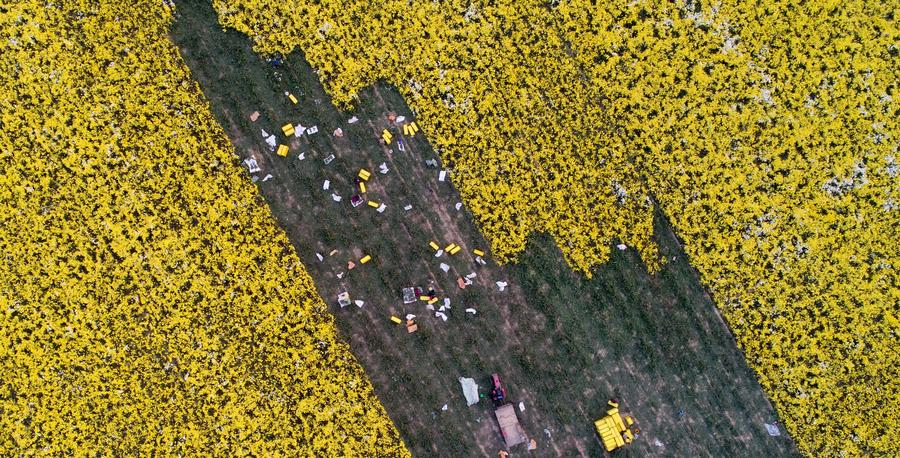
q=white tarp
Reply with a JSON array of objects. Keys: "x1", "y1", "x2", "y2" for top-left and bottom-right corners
[
  {"x1": 764, "y1": 423, "x2": 781, "y2": 436},
  {"x1": 459, "y1": 377, "x2": 479, "y2": 406},
  {"x1": 243, "y1": 157, "x2": 261, "y2": 174},
  {"x1": 265, "y1": 134, "x2": 277, "y2": 148}
]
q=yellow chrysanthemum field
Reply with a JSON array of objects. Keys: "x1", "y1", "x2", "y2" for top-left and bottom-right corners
[
  {"x1": 211, "y1": 0, "x2": 898, "y2": 455},
  {"x1": 0, "y1": 1, "x2": 406, "y2": 455},
  {"x1": 0, "y1": 0, "x2": 895, "y2": 455}
]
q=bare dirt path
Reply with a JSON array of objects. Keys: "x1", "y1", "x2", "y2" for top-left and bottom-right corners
[{"x1": 170, "y1": 2, "x2": 799, "y2": 456}]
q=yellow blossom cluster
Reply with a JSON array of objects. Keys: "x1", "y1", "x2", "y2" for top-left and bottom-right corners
[
  {"x1": 213, "y1": 0, "x2": 898, "y2": 455},
  {"x1": 0, "y1": 1, "x2": 407, "y2": 455},
  {"x1": 555, "y1": 1, "x2": 899, "y2": 455}
]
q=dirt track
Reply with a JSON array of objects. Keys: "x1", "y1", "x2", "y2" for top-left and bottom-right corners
[{"x1": 170, "y1": 2, "x2": 799, "y2": 456}]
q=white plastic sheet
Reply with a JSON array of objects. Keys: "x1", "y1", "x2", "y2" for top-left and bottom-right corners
[{"x1": 459, "y1": 377, "x2": 480, "y2": 406}]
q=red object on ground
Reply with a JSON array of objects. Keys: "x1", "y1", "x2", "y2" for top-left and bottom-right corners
[{"x1": 491, "y1": 373, "x2": 506, "y2": 404}]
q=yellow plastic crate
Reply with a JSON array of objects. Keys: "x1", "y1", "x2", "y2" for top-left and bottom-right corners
[
  {"x1": 276, "y1": 144, "x2": 289, "y2": 157},
  {"x1": 282, "y1": 123, "x2": 295, "y2": 136},
  {"x1": 601, "y1": 437, "x2": 617, "y2": 452}
]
